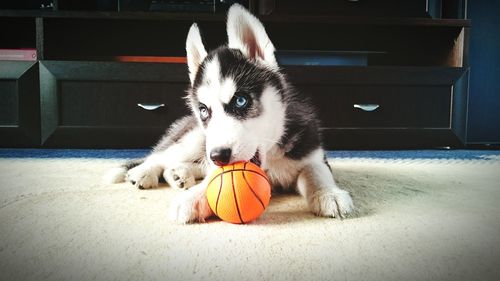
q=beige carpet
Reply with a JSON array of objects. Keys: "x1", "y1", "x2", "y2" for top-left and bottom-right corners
[{"x1": 0, "y1": 157, "x2": 499, "y2": 281}]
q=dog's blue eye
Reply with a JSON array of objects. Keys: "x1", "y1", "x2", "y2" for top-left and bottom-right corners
[
  {"x1": 234, "y1": 95, "x2": 248, "y2": 108},
  {"x1": 199, "y1": 104, "x2": 209, "y2": 120}
]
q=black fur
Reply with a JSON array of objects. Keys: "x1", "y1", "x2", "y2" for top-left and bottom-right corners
[
  {"x1": 123, "y1": 158, "x2": 145, "y2": 171},
  {"x1": 191, "y1": 47, "x2": 283, "y2": 121},
  {"x1": 189, "y1": 46, "x2": 322, "y2": 161},
  {"x1": 223, "y1": 93, "x2": 255, "y2": 120},
  {"x1": 279, "y1": 86, "x2": 322, "y2": 160},
  {"x1": 122, "y1": 115, "x2": 204, "y2": 174}
]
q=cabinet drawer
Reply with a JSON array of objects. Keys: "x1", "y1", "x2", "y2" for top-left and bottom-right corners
[
  {"x1": 285, "y1": 66, "x2": 469, "y2": 149},
  {"x1": 0, "y1": 61, "x2": 40, "y2": 147},
  {"x1": 40, "y1": 61, "x2": 190, "y2": 148},
  {"x1": 308, "y1": 85, "x2": 451, "y2": 129},
  {"x1": 59, "y1": 81, "x2": 187, "y2": 128},
  {"x1": 262, "y1": 0, "x2": 430, "y2": 18}
]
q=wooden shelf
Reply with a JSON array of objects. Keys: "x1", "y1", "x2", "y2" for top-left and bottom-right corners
[
  {"x1": 262, "y1": 15, "x2": 470, "y2": 27},
  {"x1": 0, "y1": 7, "x2": 471, "y2": 149},
  {"x1": 0, "y1": 10, "x2": 227, "y2": 21},
  {"x1": 0, "y1": 9, "x2": 470, "y2": 27}
]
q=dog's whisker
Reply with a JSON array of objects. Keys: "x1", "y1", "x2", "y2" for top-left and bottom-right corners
[{"x1": 258, "y1": 138, "x2": 283, "y2": 146}]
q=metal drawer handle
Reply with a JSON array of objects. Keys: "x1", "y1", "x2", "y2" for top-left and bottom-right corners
[
  {"x1": 137, "y1": 103, "x2": 165, "y2": 111},
  {"x1": 354, "y1": 104, "x2": 380, "y2": 112}
]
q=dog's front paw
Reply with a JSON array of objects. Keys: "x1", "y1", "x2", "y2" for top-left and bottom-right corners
[
  {"x1": 308, "y1": 189, "x2": 354, "y2": 219},
  {"x1": 168, "y1": 187, "x2": 213, "y2": 224},
  {"x1": 163, "y1": 165, "x2": 196, "y2": 190},
  {"x1": 126, "y1": 164, "x2": 160, "y2": 189}
]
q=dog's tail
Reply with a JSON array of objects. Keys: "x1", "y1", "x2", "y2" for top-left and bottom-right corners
[{"x1": 103, "y1": 158, "x2": 144, "y2": 184}]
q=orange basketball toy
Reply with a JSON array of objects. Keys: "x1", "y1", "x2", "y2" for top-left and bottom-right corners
[{"x1": 206, "y1": 161, "x2": 271, "y2": 224}]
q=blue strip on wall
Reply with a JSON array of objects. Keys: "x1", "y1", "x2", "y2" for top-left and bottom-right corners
[{"x1": 0, "y1": 148, "x2": 499, "y2": 160}]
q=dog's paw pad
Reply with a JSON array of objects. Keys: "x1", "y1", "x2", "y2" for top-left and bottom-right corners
[
  {"x1": 168, "y1": 185, "x2": 213, "y2": 224},
  {"x1": 126, "y1": 165, "x2": 159, "y2": 189},
  {"x1": 309, "y1": 189, "x2": 354, "y2": 219},
  {"x1": 169, "y1": 200, "x2": 195, "y2": 224},
  {"x1": 164, "y1": 167, "x2": 196, "y2": 190}
]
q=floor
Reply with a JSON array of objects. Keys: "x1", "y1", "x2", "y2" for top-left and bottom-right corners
[{"x1": 0, "y1": 149, "x2": 499, "y2": 281}]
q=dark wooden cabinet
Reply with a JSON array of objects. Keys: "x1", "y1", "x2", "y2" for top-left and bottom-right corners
[
  {"x1": 257, "y1": 0, "x2": 467, "y2": 19},
  {"x1": 286, "y1": 66, "x2": 468, "y2": 148},
  {"x1": 0, "y1": 9, "x2": 472, "y2": 149},
  {"x1": 0, "y1": 61, "x2": 40, "y2": 146},
  {"x1": 258, "y1": 0, "x2": 445, "y2": 18},
  {"x1": 39, "y1": 61, "x2": 189, "y2": 147}
]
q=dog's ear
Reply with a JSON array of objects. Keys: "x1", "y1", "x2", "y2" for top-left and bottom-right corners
[
  {"x1": 227, "y1": 4, "x2": 277, "y2": 68},
  {"x1": 186, "y1": 23, "x2": 208, "y2": 85}
]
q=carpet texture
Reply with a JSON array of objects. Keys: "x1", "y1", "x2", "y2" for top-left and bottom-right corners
[{"x1": 0, "y1": 152, "x2": 500, "y2": 281}]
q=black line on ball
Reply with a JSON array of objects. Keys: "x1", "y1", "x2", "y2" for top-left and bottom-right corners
[
  {"x1": 242, "y1": 162, "x2": 266, "y2": 210},
  {"x1": 231, "y1": 164, "x2": 244, "y2": 224},
  {"x1": 207, "y1": 169, "x2": 270, "y2": 187},
  {"x1": 215, "y1": 168, "x2": 224, "y2": 215}
]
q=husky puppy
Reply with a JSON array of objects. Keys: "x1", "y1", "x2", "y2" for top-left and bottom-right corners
[{"x1": 107, "y1": 4, "x2": 354, "y2": 223}]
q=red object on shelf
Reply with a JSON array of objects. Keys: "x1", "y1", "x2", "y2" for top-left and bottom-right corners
[
  {"x1": 0, "y1": 49, "x2": 37, "y2": 61},
  {"x1": 115, "y1": 56, "x2": 187, "y2": 63}
]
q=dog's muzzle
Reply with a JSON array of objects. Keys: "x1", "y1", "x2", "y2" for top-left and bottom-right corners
[
  {"x1": 210, "y1": 148, "x2": 261, "y2": 167},
  {"x1": 210, "y1": 147, "x2": 232, "y2": 166}
]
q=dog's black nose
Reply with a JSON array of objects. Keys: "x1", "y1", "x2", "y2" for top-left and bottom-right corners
[{"x1": 210, "y1": 148, "x2": 232, "y2": 166}]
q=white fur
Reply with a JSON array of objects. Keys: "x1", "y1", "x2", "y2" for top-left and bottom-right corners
[
  {"x1": 205, "y1": 112, "x2": 249, "y2": 162},
  {"x1": 103, "y1": 167, "x2": 127, "y2": 184},
  {"x1": 197, "y1": 58, "x2": 237, "y2": 104},
  {"x1": 163, "y1": 164, "x2": 197, "y2": 190},
  {"x1": 264, "y1": 146, "x2": 307, "y2": 189},
  {"x1": 126, "y1": 160, "x2": 161, "y2": 189},
  {"x1": 126, "y1": 127, "x2": 206, "y2": 190},
  {"x1": 168, "y1": 175, "x2": 214, "y2": 223},
  {"x1": 227, "y1": 4, "x2": 278, "y2": 69},
  {"x1": 219, "y1": 79, "x2": 238, "y2": 104},
  {"x1": 248, "y1": 86, "x2": 286, "y2": 162},
  {"x1": 196, "y1": 60, "x2": 235, "y2": 106},
  {"x1": 186, "y1": 23, "x2": 208, "y2": 85},
  {"x1": 202, "y1": 83, "x2": 285, "y2": 167},
  {"x1": 264, "y1": 148, "x2": 354, "y2": 218},
  {"x1": 296, "y1": 149, "x2": 354, "y2": 218}
]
